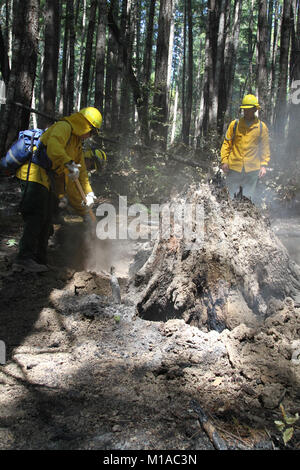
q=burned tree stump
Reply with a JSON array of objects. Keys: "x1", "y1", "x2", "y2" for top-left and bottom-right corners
[{"x1": 130, "y1": 183, "x2": 300, "y2": 331}]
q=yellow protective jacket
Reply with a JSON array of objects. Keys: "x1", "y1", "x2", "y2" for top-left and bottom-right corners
[
  {"x1": 16, "y1": 112, "x2": 93, "y2": 196},
  {"x1": 220, "y1": 117, "x2": 270, "y2": 172},
  {"x1": 55, "y1": 174, "x2": 89, "y2": 216}
]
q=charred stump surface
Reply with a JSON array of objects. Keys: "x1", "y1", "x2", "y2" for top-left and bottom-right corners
[{"x1": 130, "y1": 183, "x2": 300, "y2": 332}]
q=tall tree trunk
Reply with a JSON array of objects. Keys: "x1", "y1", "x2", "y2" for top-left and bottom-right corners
[
  {"x1": 247, "y1": 0, "x2": 255, "y2": 93},
  {"x1": 120, "y1": 0, "x2": 134, "y2": 135},
  {"x1": 75, "y1": 0, "x2": 87, "y2": 110},
  {"x1": 37, "y1": 48, "x2": 44, "y2": 125},
  {"x1": 103, "y1": 39, "x2": 113, "y2": 129},
  {"x1": 257, "y1": 0, "x2": 269, "y2": 121},
  {"x1": 152, "y1": 0, "x2": 174, "y2": 150},
  {"x1": 5, "y1": 0, "x2": 13, "y2": 69},
  {"x1": 104, "y1": 0, "x2": 118, "y2": 130},
  {"x1": 40, "y1": 0, "x2": 60, "y2": 128},
  {"x1": 267, "y1": 0, "x2": 274, "y2": 51},
  {"x1": 215, "y1": 0, "x2": 229, "y2": 134},
  {"x1": 211, "y1": 0, "x2": 226, "y2": 130},
  {"x1": 142, "y1": 0, "x2": 156, "y2": 101},
  {"x1": 135, "y1": 0, "x2": 142, "y2": 83},
  {"x1": 182, "y1": 0, "x2": 193, "y2": 145},
  {"x1": 141, "y1": 0, "x2": 156, "y2": 144},
  {"x1": 59, "y1": 0, "x2": 69, "y2": 115},
  {"x1": 0, "y1": 22, "x2": 10, "y2": 85},
  {"x1": 170, "y1": 85, "x2": 178, "y2": 144},
  {"x1": 0, "y1": 0, "x2": 40, "y2": 155},
  {"x1": 67, "y1": 0, "x2": 75, "y2": 114},
  {"x1": 274, "y1": 0, "x2": 292, "y2": 139},
  {"x1": 31, "y1": 86, "x2": 37, "y2": 128},
  {"x1": 181, "y1": 3, "x2": 187, "y2": 141},
  {"x1": 224, "y1": 0, "x2": 241, "y2": 121},
  {"x1": 107, "y1": 6, "x2": 149, "y2": 144},
  {"x1": 95, "y1": 0, "x2": 106, "y2": 112},
  {"x1": 80, "y1": 0, "x2": 97, "y2": 109},
  {"x1": 198, "y1": 28, "x2": 210, "y2": 138},
  {"x1": 205, "y1": 0, "x2": 219, "y2": 132},
  {"x1": 193, "y1": 37, "x2": 204, "y2": 147},
  {"x1": 270, "y1": 0, "x2": 280, "y2": 123}
]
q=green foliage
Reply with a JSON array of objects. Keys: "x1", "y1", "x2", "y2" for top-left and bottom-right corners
[
  {"x1": 5, "y1": 239, "x2": 17, "y2": 247},
  {"x1": 275, "y1": 404, "x2": 299, "y2": 446}
]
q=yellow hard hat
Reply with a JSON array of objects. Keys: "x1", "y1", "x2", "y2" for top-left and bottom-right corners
[
  {"x1": 84, "y1": 148, "x2": 107, "y2": 173},
  {"x1": 240, "y1": 94, "x2": 261, "y2": 109},
  {"x1": 84, "y1": 149, "x2": 107, "y2": 161},
  {"x1": 79, "y1": 107, "x2": 103, "y2": 129}
]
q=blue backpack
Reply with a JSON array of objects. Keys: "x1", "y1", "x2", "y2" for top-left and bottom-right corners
[{"x1": 0, "y1": 128, "x2": 52, "y2": 173}]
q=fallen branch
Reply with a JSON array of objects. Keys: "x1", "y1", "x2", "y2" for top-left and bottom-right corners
[
  {"x1": 190, "y1": 399, "x2": 228, "y2": 450},
  {"x1": 8, "y1": 101, "x2": 58, "y2": 122}
]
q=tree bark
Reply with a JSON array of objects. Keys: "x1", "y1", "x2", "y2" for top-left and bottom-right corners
[
  {"x1": 181, "y1": 2, "x2": 187, "y2": 141},
  {"x1": 59, "y1": 0, "x2": 69, "y2": 115},
  {"x1": 170, "y1": 85, "x2": 178, "y2": 144},
  {"x1": 211, "y1": 0, "x2": 226, "y2": 131},
  {"x1": 80, "y1": 0, "x2": 97, "y2": 109},
  {"x1": 142, "y1": 0, "x2": 156, "y2": 97},
  {"x1": 95, "y1": 0, "x2": 106, "y2": 112},
  {"x1": 186, "y1": 0, "x2": 193, "y2": 144},
  {"x1": 75, "y1": 0, "x2": 87, "y2": 110},
  {"x1": 0, "y1": 22, "x2": 10, "y2": 85},
  {"x1": 202, "y1": 0, "x2": 219, "y2": 133},
  {"x1": 0, "y1": 0, "x2": 40, "y2": 155},
  {"x1": 193, "y1": 37, "x2": 205, "y2": 147},
  {"x1": 247, "y1": 0, "x2": 255, "y2": 94},
  {"x1": 107, "y1": 6, "x2": 149, "y2": 144},
  {"x1": 257, "y1": 0, "x2": 269, "y2": 121},
  {"x1": 197, "y1": 29, "x2": 210, "y2": 139},
  {"x1": 274, "y1": 0, "x2": 292, "y2": 139},
  {"x1": 216, "y1": 0, "x2": 229, "y2": 134},
  {"x1": 152, "y1": 0, "x2": 174, "y2": 150},
  {"x1": 119, "y1": 0, "x2": 134, "y2": 135},
  {"x1": 270, "y1": 0, "x2": 280, "y2": 123},
  {"x1": 104, "y1": 0, "x2": 118, "y2": 129},
  {"x1": 181, "y1": 0, "x2": 193, "y2": 145},
  {"x1": 141, "y1": 0, "x2": 156, "y2": 144},
  {"x1": 224, "y1": 0, "x2": 241, "y2": 121},
  {"x1": 67, "y1": 0, "x2": 75, "y2": 114},
  {"x1": 40, "y1": 0, "x2": 60, "y2": 128}
]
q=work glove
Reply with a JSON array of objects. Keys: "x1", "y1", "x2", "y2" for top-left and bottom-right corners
[
  {"x1": 58, "y1": 196, "x2": 69, "y2": 209},
  {"x1": 85, "y1": 192, "x2": 97, "y2": 207},
  {"x1": 66, "y1": 161, "x2": 81, "y2": 181}
]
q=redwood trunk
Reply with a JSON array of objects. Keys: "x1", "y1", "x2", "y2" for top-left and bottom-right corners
[
  {"x1": 40, "y1": 0, "x2": 60, "y2": 128},
  {"x1": 152, "y1": 0, "x2": 174, "y2": 150},
  {"x1": 0, "y1": 0, "x2": 40, "y2": 155}
]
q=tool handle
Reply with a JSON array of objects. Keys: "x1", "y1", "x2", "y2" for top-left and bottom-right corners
[{"x1": 74, "y1": 179, "x2": 96, "y2": 222}]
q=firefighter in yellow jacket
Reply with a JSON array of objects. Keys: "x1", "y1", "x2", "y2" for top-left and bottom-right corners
[
  {"x1": 220, "y1": 94, "x2": 270, "y2": 201},
  {"x1": 15, "y1": 107, "x2": 102, "y2": 272},
  {"x1": 57, "y1": 148, "x2": 107, "y2": 218}
]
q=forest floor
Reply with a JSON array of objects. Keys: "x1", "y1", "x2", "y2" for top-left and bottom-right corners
[{"x1": 1, "y1": 171, "x2": 300, "y2": 453}]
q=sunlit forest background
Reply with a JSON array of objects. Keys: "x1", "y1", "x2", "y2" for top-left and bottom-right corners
[{"x1": 0, "y1": 0, "x2": 299, "y2": 171}]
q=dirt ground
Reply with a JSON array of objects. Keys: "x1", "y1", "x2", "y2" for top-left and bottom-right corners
[{"x1": 1, "y1": 176, "x2": 300, "y2": 451}]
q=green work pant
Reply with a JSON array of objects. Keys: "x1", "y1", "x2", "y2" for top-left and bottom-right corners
[
  {"x1": 226, "y1": 169, "x2": 259, "y2": 202},
  {"x1": 17, "y1": 180, "x2": 54, "y2": 264}
]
